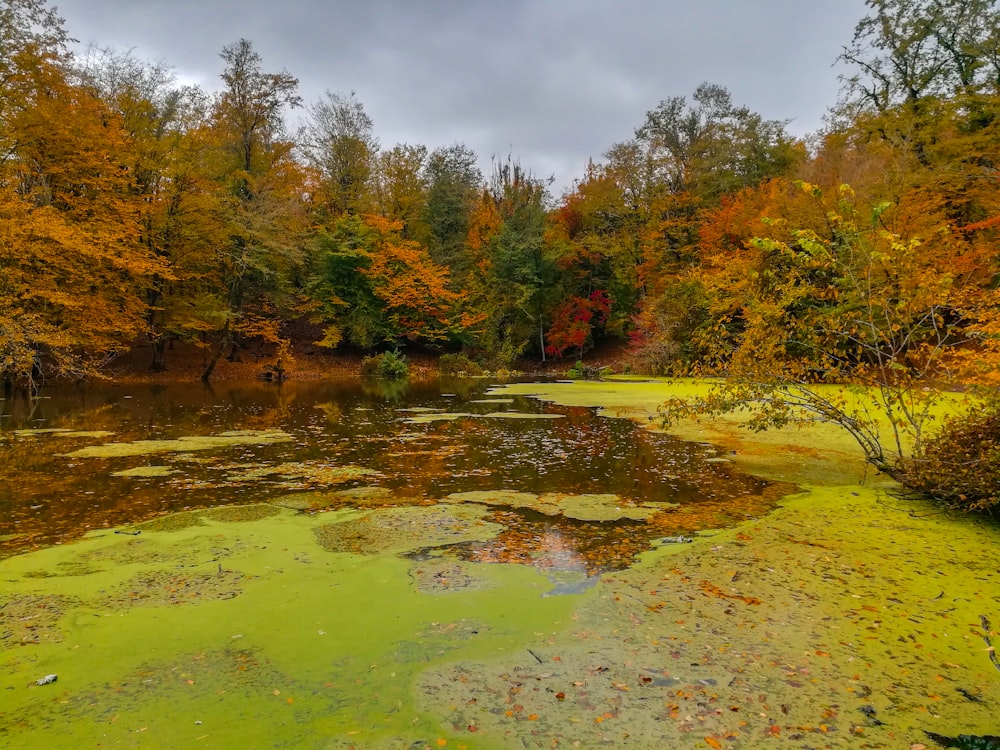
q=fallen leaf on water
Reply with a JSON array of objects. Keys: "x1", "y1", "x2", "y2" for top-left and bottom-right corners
[{"x1": 705, "y1": 737, "x2": 722, "y2": 749}]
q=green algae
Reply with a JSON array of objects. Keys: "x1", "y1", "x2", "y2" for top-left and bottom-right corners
[
  {"x1": 403, "y1": 412, "x2": 474, "y2": 423},
  {"x1": 111, "y1": 465, "x2": 176, "y2": 477},
  {"x1": 408, "y1": 556, "x2": 497, "y2": 595},
  {"x1": 480, "y1": 411, "x2": 565, "y2": 419},
  {"x1": 417, "y1": 484, "x2": 1000, "y2": 747},
  {"x1": 313, "y1": 504, "x2": 504, "y2": 555},
  {"x1": 271, "y1": 485, "x2": 395, "y2": 511},
  {"x1": 446, "y1": 489, "x2": 671, "y2": 522},
  {"x1": 5, "y1": 378, "x2": 999, "y2": 749},
  {"x1": 402, "y1": 410, "x2": 566, "y2": 424},
  {"x1": 131, "y1": 504, "x2": 282, "y2": 533},
  {"x1": 225, "y1": 460, "x2": 380, "y2": 486},
  {"x1": 11, "y1": 428, "x2": 116, "y2": 438},
  {"x1": 62, "y1": 429, "x2": 293, "y2": 458},
  {"x1": 0, "y1": 506, "x2": 573, "y2": 750},
  {"x1": 202, "y1": 503, "x2": 282, "y2": 523},
  {"x1": 0, "y1": 594, "x2": 77, "y2": 649}
]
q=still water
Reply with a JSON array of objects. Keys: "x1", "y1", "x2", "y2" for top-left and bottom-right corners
[{"x1": 0, "y1": 378, "x2": 784, "y2": 570}]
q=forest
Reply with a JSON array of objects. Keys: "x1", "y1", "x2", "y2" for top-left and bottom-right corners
[{"x1": 1, "y1": 0, "x2": 999, "y2": 506}]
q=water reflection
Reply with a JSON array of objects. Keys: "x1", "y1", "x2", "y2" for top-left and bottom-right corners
[{"x1": 0, "y1": 379, "x2": 791, "y2": 571}]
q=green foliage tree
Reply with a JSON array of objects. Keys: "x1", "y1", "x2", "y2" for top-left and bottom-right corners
[
  {"x1": 202, "y1": 38, "x2": 306, "y2": 381},
  {"x1": 422, "y1": 143, "x2": 483, "y2": 288},
  {"x1": 466, "y1": 159, "x2": 556, "y2": 364},
  {"x1": 300, "y1": 90, "x2": 379, "y2": 217}
]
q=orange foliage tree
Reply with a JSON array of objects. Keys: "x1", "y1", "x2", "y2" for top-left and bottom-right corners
[
  {"x1": 307, "y1": 214, "x2": 462, "y2": 349},
  {"x1": 0, "y1": 46, "x2": 167, "y2": 386},
  {"x1": 663, "y1": 179, "x2": 1000, "y2": 479}
]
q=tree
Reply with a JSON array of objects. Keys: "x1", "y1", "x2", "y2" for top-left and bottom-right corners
[
  {"x1": 371, "y1": 142, "x2": 428, "y2": 240},
  {"x1": 75, "y1": 46, "x2": 221, "y2": 372},
  {"x1": 307, "y1": 214, "x2": 461, "y2": 349},
  {"x1": 661, "y1": 180, "x2": 1000, "y2": 480},
  {"x1": 636, "y1": 82, "x2": 798, "y2": 203},
  {"x1": 300, "y1": 90, "x2": 379, "y2": 217},
  {"x1": 201, "y1": 39, "x2": 307, "y2": 382},
  {"x1": 422, "y1": 143, "x2": 482, "y2": 287},
  {"x1": 0, "y1": 49, "x2": 167, "y2": 387},
  {"x1": 838, "y1": 0, "x2": 1000, "y2": 116},
  {"x1": 464, "y1": 158, "x2": 555, "y2": 364},
  {"x1": 216, "y1": 38, "x2": 300, "y2": 176}
]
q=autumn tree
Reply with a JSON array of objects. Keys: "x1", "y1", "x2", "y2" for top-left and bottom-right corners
[
  {"x1": 838, "y1": 0, "x2": 1000, "y2": 116},
  {"x1": 463, "y1": 159, "x2": 556, "y2": 364},
  {"x1": 662, "y1": 180, "x2": 1000, "y2": 479},
  {"x1": 371, "y1": 142, "x2": 429, "y2": 240},
  {"x1": 0, "y1": 32, "x2": 167, "y2": 387},
  {"x1": 202, "y1": 39, "x2": 306, "y2": 381},
  {"x1": 307, "y1": 214, "x2": 461, "y2": 349},
  {"x1": 74, "y1": 47, "x2": 224, "y2": 371}
]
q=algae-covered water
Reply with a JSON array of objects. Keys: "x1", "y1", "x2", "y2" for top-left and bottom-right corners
[{"x1": 2, "y1": 378, "x2": 998, "y2": 748}]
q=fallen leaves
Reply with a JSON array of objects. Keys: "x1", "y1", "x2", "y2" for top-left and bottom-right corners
[{"x1": 699, "y1": 580, "x2": 762, "y2": 605}]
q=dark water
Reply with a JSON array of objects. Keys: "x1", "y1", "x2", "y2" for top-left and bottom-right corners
[{"x1": 0, "y1": 378, "x2": 787, "y2": 571}]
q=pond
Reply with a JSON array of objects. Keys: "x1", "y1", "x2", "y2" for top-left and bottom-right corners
[
  {"x1": 2, "y1": 378, "x2": 998, "y2": 749},
  {"x1": 0, "y1": 378, "x2": 783, "y2": 567}
]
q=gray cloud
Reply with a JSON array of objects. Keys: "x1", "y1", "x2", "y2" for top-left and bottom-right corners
[{"x1": 54, "y1": 0, "x2": 867, "y2": 194}]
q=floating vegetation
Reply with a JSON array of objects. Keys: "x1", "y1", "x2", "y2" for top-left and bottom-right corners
[
  {"x1": 135, "y1": 511, "x2": 208, "y2": 533},
  {"x1": 402, "y1": 412, "x2": 474, "y2": 424},
  {"x1": 11, "y1": 428, "x2": 117, "y2": 439},
  {"x1": 201, "y1": 504, "x2": 282, "y2": 523},
  {"x1": 407, "y1": 557, "x2": 496, "y2": 594},
  {"x1": 0, "y1": 594, "x2": 76, "y2": 649},
  {"x1": 132, "y1": 504, "x2": 282, "y2": 531},
  {"x1": 111, "y1": 465, "x2": 176, "y2": 478},
  {"x1": 271, "y1": 486, "x2": 395, "y2": 511},
  {"x1": 225, "y1": 461, "x2": 380, "y2": 486},
  {"x1": 446, "y1": 490, "x2": 672, "y2": 522},
  {"x1": 99, "y1": 568, "x2": 245, "y2": 610},
  {"x1": 402, "y1": 410, "x2": 566, "y2": 424},
  {"x1": 63, "y1": 430, "x2": 293, "y2": 458},
  {"x1": 480, "y1": 411, "x2": 565, "y2": 420},
  {"x1": 313, "y1": 505, "x2": 503, "y2": 555}
]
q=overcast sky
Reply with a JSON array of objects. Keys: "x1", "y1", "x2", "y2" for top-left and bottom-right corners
[{"x1": 52, "y1": 0, "x2": 868, "y2": 194}]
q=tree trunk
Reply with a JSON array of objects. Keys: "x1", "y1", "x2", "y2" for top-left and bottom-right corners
[
  {"x1": 149, "y1": 337, "x2": 167, "y2": 372},
  {"x1": 201, "y1": 322, "x2": 231, "y2": 383}
]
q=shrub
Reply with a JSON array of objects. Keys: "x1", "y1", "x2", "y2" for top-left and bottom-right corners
[
  {"x1": 359, "y1": 350, "x2": 409, "y2": 380},
  {"x1": 903, "y1": 401, "x2": 1000, "y2": 512},
  {"x1": 438, "y1": 352, "x2": 485, "y2": 376}
]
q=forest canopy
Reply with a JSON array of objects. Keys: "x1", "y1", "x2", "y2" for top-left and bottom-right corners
[{"x1": 0, "y1": 0, "x2": 997, "y2": 400}]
